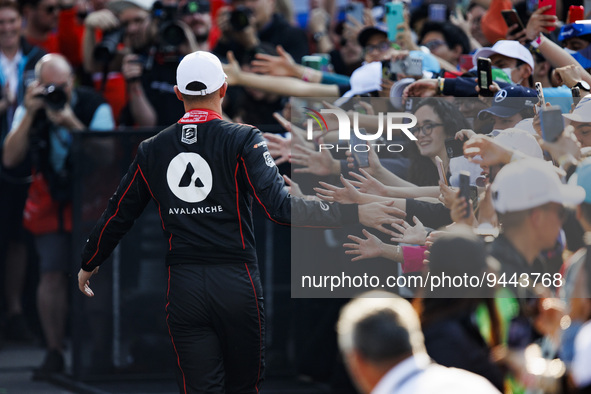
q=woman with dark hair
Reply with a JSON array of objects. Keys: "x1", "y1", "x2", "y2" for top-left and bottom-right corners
[
  {"x1": 406, "y1": 97, "x2": 471, "y2": 186},
  {"x1": 346, "y1": 97, "x2": 470, "y2": 190}
]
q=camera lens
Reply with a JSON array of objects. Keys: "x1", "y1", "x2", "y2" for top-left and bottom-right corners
[
  {"x1": 44, "y1": 85, "x2": 68, "y2": 111},
  {"x1": 161, "y1": 22, "x2": 186, "y2": 46},
  {"x1": 230, "y1": 7, "x2": 251, "y2": 31},
  {"x1": 94, "y1": 28, "x2": 123, "y2": 63}
]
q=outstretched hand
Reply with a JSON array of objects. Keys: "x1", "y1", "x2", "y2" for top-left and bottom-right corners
[
  {"x1": 283, "y1": 174, "x2": 304, "y2": 197},
  {"x1": 348, "y1": 168, "x2": 388, "y2": 196},
  {"x1": 291, "y1": 139, "x2": 339, "y2": 176},
  {"x1": 250, "y1": 45, "x2": 299, "y2": 78},
  {"x1": 390, "y1": 216, "x2": 427, "y2": 245},
  {"x1": 464, "y1": 135, "x2": 513, "y2": 166},
  {"x1": 263, "y1": 133, "x2": 291, "y2": 165},
  {"x1": 315, "y1": 174, "x2": 363, "y2": 204},
  {"x1": 358, "y1": 201, "x2": 406, "y2": 236},
  {"x1": 343, "y1": 229, "x2": 385, "y2": 262}
]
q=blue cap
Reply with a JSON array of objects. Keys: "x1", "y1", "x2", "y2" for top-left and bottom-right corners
[
  {"x1": 558, "y1": 21, "x2": 591, "y2": 42},
  {"x1": 575, "y1": 158, "x2": 591, "y2": 204},
  {"x1": 478, "y1": 85, "x2": 538, "y2": 120}
]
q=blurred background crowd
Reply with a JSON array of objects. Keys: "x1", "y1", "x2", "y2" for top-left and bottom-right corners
[{"x1": 2, "y1": 0, "x2": 591, "y2": 393}]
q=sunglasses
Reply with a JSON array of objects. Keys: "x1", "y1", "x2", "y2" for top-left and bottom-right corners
[
  {"x1": 180, "y1": 1, "x2": 210, "y2": 15},
  {"x1": 42, "y1": 5, "x2": 60, "y2": 14},
  {"x1": 423, "y1": 40, "x2": 446, "y2": 51}
]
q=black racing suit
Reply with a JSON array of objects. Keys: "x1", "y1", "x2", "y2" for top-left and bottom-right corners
[{"x1": 80, "y1": 109, "x2": 357, "y2": 394}]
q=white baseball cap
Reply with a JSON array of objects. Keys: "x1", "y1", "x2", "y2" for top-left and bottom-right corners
[
  {"x1": 176, "y1": 51, "x2": 227, "y2": 96},
  {"x1": 512, "y1": 117, "x2": 537, "y2": 135},
  {"x1": 334, "y1": 61, "x2": 382, "y2": 106},
  {"x1": 108, "y1": 0, "x2": 155, "y2": 13},
  {"x1": 491, "y1": 158, "x2": 585, "y2": 213},
  {"x1": 493, "y1": 128, "x2": 543, "y2": 159},
  {"x1": 563, "y1": 95, "x2": 591, "y2": 123},
  {"x1": 473, "y1": 40, "x2": 535, "y2": 72}
]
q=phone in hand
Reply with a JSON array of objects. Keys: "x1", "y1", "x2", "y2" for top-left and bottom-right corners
[
  {"x1": 538, "y1": 0, "x2": 556, "y2": 32},
  {"x1": 540, "y1": 105, "x2": 564, "y2": 142},
  {"x1": 302, "y1": 55, "x2": 323, "y2": 70},
  {"x1": 477, "y1": 57, "x2": 493, "y2": 97},
  {"x1": 435, "y1": 155, "x2": 448, "y2": 186},
  {"x1": 535, "y1": 82, "x2": 545, "y2": 108},
  {"x1": 567, "y1": 5, "x2": 585, "y2": 24},
  {"x1": 351, "y1": 128, "x2": 370, "y2": 167},
  {"x1": 345, "y1": 2, "x2": 364, "y2": 25},
  {"x1": 406, "y1": 57, "x2": 423, "y2": 76},
  {"x1": 385, "y1": 2, "x2": 405, "y2": 41},
  {"x1": 459, "y1": 171, "x2": 471, "y2": 218},
  {"x1": 501, "y1": 9, "x2": 525, "y2": 33},
  {"x1": 445, "y1": 137, "x2": 464, "y2": 159}
]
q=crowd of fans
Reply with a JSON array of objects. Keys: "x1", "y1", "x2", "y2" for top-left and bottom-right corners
[{"x1": 1, "y1": 0, "x2": 591, "y2": 392}]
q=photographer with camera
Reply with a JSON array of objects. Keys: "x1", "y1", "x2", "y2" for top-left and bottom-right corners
[
  {"x1": 82, "y1": 0, "x2": 198, "y2": 127},
  {"x1": 2, "y1": 53, "x2": 114, "y2": 379},
  {"x1": 214, "y1": 0, "x2": 308, "y2": 65}
]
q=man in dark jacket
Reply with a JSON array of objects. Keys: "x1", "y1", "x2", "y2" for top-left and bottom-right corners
[{"x1": 77, "y1": 51, "x2": 402, "y2": 393}]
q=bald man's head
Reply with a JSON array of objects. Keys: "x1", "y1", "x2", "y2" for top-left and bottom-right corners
[
  {"x1": 34, "y1": 54, "x2": 74, "y2": 103},
  {"x1": 34, "y1": 53, "x2": 73, "y2": 83}
]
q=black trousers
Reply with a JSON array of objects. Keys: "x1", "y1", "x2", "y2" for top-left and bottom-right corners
[{"x1": 166, "y1": 262, "x2": 265, "y2": 394}]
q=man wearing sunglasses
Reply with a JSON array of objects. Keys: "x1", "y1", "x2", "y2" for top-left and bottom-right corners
[
  {"x1": 179, "y1": 0, "x2": 212, "y2": 50},
  {"x1": 21, "y1": 0, "x2": 83, "y2": 69}
]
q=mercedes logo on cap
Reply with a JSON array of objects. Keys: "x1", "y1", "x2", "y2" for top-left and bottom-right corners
[{"x1": 494, "y1": 89, "x2": 507, "y2": 103}]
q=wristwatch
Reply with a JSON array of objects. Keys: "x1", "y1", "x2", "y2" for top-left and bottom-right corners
[
  {"x1": 313, "y1": 31, "x2": 327, "y2": 42},
  {"x1": 574, "y1": 80, "x2": 591, "y2": 92}
]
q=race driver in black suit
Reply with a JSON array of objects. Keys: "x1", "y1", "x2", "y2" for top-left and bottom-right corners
[{"x1": 77, "y1": 51, "x2": 403, "y2": 394}]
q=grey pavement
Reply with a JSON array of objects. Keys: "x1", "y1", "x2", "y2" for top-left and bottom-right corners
[
  {"x1": 0, "y1": 342, "x2": 331, "y2": 394},
  {"x1": 0, "y1": 342, "x2": 74, "y2": 394}
]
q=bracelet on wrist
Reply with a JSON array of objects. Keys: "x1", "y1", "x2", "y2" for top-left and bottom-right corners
[
  {"x1": 301, "y1": 67, "x2": 314, "y2": 82},
  {"x1": 436, "y1": 77, "x2": 444, "y2": 96},
  {"x1": 530, "y1": 34, "x2": 544, "y2": 49}
]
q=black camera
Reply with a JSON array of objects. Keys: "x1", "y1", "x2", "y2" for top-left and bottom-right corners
[
  {"x1": 152, "y1": 0, "x2": 186, "y2": 47},
  {"x1": 93, "y1": 28, "x2": 123, "y2": 63},
  {"x1": 37, "y1": 84, "x2": 68, "y2": 111},
  {"x1": 230, "y1": 6, "x2": 252, "y2": 31}
]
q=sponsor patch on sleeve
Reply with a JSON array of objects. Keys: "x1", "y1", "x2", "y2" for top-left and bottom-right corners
[{"x1": 263, "y1": 151, "x2": 275, "y2": 167}]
